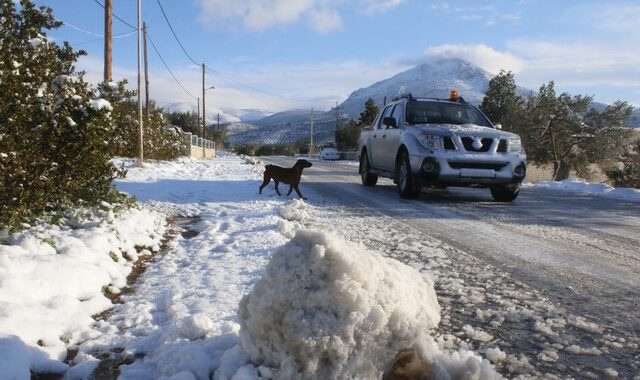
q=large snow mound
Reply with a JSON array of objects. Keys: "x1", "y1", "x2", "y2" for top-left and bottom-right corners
[{"x1": 234, "y1": 230, "x2": 441, "y2": 379}]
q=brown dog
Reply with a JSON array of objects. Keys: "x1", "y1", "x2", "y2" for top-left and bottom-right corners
[{"x1": 259, "y1": 159, "x2": 313, "y2": 199}]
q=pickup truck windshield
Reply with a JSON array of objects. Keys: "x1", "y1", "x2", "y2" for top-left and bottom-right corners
[{"x1": 405, "y1": 101, "x2": 493, "y2": 128}]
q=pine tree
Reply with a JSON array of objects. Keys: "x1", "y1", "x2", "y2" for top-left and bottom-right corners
[
  {"x1": 360, "y1": 98, "x2": 379, "y2": 126},
  {"x1": 0, "y1": 1, "x2": 122, "y2": 230},
  {"x1": 480, "y1": 70, "x2": 523, "y2": 131}
]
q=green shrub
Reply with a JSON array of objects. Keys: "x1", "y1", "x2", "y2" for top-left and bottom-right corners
[{"x1": 0, "y1": 1, "x2": 124, "y2": 230}]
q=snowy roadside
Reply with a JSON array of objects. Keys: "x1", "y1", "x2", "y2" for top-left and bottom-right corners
[
  {"x1": 525, "y1": 178, "x2": 640, "y2": 202},
  {"x1": 0, "y1": 203, "x2": 166, "y2": 378},
  {"x1": 9, "y1": 153, "x2": 633, "y2": 379}
]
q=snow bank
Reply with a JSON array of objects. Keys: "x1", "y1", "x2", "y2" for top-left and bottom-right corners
[
  {"x1": 0, "y1": 206, "x2": 165, "y2": 377},
  {"x1": 530, "y1": 179, "x2": 640, "y2": 202},
  {"x1": 223, "y1": 230, "x2": 441, "y2": 379}
]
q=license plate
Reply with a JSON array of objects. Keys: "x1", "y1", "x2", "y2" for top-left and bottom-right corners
[{"x1": 459, "y1": 169, "x2": 495, "y2": 178}]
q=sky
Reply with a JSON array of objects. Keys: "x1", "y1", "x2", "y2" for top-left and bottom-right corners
[{"x1": 35, "y1": 0, "x2": 640, "y2": 121}]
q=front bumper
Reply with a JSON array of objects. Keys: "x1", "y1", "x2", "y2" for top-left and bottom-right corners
[{"x1": 411, "y1": 151, "x2": 526, "y2": 187}]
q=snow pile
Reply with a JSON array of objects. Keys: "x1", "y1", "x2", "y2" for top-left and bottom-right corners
[
  {"x1": 241, "y1": 155, "x2": 263, "y2": 165},
  {"x1": 224, "y1": 230, "x2": 441, "y2": 379},
  {"x1": 530, "y1": 178, "x2": 640, "y2": 202},
  {"x1": 278, "y1": 199, "x2": 310, "y2": 221},
  {"x1": 0, "y1": 206, "x2": 165, "y2": 377}
]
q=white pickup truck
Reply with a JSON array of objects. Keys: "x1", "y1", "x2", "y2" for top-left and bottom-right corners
[{"x1": 358, "y1": 93, "x2": 527, "y2": 201}]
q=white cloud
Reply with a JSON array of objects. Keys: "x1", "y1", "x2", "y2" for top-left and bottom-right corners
[
  {"x1": 308, "y1": 8, "x2": 343, "y2": 34},
  {"x1": 195, "y1": 0, "x2": 404, "y2": 32},
  {"x1": 361, "y1": 0, "x2": 406, "y2": 14},
  {"x1": 575, "y1": 3, "x2": 640, "y2": 36},
  {"x1": 425, "y1": 44, "x2": 525, "y2": 74},
  {"x1": 506, "y1": 39, "x2": 640, "y2": 88},
  {"x1": 423, "y1": 40, "x2": 640, "y2": 104}
]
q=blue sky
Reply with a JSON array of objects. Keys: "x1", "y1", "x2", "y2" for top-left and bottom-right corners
[{"x1": 35, "y1": 0, "x2": 640, "y2": 120}]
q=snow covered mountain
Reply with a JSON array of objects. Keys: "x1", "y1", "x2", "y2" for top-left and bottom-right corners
[{"x1": 340, "y1": 58, "x2": 497, "y2": 118}]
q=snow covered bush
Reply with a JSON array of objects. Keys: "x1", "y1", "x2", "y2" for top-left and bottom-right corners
[
  {"x1": 231, "y1": 230, "x2": 441, "y2": 379},
  {"x1": 98, "y1": 81, "x2": 186, "y2": 160},
  {"x1": 0, "y1": 1, "x2": 124, "y2": 230}
]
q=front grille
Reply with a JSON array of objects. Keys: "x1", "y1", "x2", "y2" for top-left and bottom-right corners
[
  {"x1": 448, "y1": 161, "x2": 508, "y2": 170},
  {"x1": 497, "y1": 139, "x2": 507, "y2": 153},
  {"x1": 443, "y1": 137, "x2": 456, "y2": 150},
  {"x1": 461, "y1": 137, "x2": 493, "y2": 152}
]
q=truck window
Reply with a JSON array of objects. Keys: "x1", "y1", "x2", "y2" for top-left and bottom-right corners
[
  {"x1": 378, "y1": 105, "x2": 395, "y2": 129},
  {"x1": 390, "y1": 104, "x2": 402, "y2": 128},
  {"x1": 405, "y1": 101, "x2": 492, "y2": 128}
]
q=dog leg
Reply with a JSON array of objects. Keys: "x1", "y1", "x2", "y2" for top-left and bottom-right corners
[
  {"x1": 274, "y1": 181, "x2": 282, "y2": 196},
  {"x1": 287, "y1": 185, "x2": 293, "y2": 196},
  {"x1": 259, "y1": 176, "x2": 270, "y2": 194},
  {"x1": 293, "y1": 185, "x2": 306, "y2": 200}
]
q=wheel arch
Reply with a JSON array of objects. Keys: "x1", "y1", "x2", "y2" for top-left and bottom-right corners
[{"x1": 395, "y1": 145, "x2": 409, "y2": 176}]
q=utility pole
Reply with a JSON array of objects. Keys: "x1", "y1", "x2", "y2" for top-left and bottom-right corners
[
  {"x1": 143, "y1": 22, "x2": 150, "y2": 129},
  {"x1": 309, "y1": 107, "x2": 314, "y2": 157},
  {"x1": 217, "y1": 113, "x2": 220, "y2": 131},
  {"x1": 202, "y1": 63, "x2": 206, "y2": 158},
  {"x1": 136, "y1": 0, "x2": 143, "y2": 166},
  {"x1": 103, "y1": 0, "x2": 112, "y2": 82},
  {"x1": 197, "y1": 97, "x2": 200, "y2": 133},
  {"x1": 335, "y1": 101, "x2": 341, "y2": 131}
]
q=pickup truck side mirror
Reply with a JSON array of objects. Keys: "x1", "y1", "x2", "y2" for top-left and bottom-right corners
[
  {"x1": 383, "y1": 117, "x2": 397, "y2": 129},
  {"x1": 494, "y1": 123, "x2": 502, "y2": 130}
]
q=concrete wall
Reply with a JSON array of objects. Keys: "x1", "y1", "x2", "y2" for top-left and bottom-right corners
[{"x1": 189, "y1": 146, "x2": 216, "y2": 159}]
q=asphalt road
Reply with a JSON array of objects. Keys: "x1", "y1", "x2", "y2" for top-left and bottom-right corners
[{"x1": 262, "y1": 157, "x2": 640, "y2": 341}]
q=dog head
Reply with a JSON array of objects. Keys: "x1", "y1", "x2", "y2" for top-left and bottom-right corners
[{"x1": 296, "y1": 159, "x2": 313, "y2": 169}]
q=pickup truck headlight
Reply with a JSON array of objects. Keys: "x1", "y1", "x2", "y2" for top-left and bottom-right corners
[
  {"x1": 507, "y1": 137, "x2": 523, "y2": 152},
  {"x1": 417, "y1": 134, "x2": 442, "y2": 151}
]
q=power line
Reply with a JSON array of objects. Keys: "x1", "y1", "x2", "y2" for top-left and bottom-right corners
[
  {"x1": 204, "y1": 64, "x2": 296, "y2": 101},
  {"x1": 147, "y1": 32, "x2": 197, "y2": 100},
  {"x1": 155, "y1": 0, "x2": 296, "y2": 105},
  {"x1": 156, "y1": 0, "x2": 200, "y2": 66},
  {"x1": 92, "y1": 0, "x2": 137, "y2": 31},
  {"x1": 61, "y1": 21, "x2": 136, "y2": 39}
]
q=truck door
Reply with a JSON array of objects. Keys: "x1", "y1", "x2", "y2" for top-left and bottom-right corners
[
  {"x1": 380, "y1": 104, "x2": 403, "y2": 171},
  {"x1": 370, "y1": 105, "x2": 394, "y2": 169}
]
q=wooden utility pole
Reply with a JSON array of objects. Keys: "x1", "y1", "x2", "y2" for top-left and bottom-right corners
[
  {"x1": 309, "y1": 108, "x2": 314, "y2": 156},
  {"x1": 335, "y1": 101, "x2": 341, "y2": 131},
  {"x1": 136, "y1": 0, "x2": 143, "y2": 166},
  {"x1": 103, "y1": 0, "x2": 112, "y2": 82},
  {"x1": 143, "y1": 22, "x2": 150, "y2": 128},
  {"x1": 217, "y1": 113, "x2": 220, "y2": 130},
  {"x1": 202, "y1": 63, "x2": 206, "y2": 158},
  {"x1": 197, "y1": 97, "x2": 200, "y2": 133}
]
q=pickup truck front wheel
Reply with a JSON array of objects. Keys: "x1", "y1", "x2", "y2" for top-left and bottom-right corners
[
  {"x1": 397, "y1": 152, "x2": 421, "y2": 199},
  {"x1": 360, "y1": 153, "x2": 378, "y2": 186},
  {"x1": 490, "y1": 186, "x2": 520, "y2": 202}
]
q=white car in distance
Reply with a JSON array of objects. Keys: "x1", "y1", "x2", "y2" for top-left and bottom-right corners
[{"x1": 320, "y1": 148, "x2": 340, "y2": 160}]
